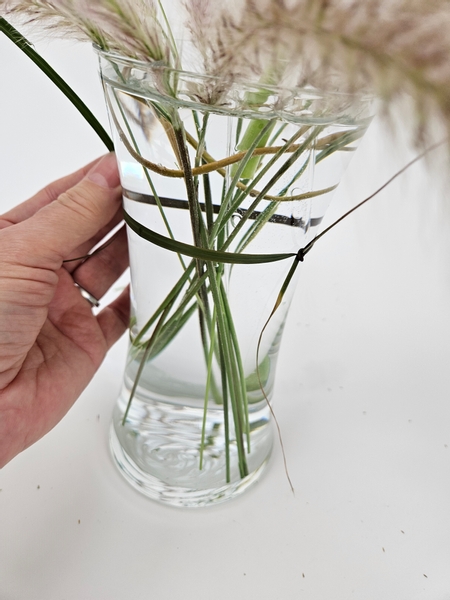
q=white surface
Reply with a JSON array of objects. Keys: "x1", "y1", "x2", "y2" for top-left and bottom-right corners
[{"x1": 1, "y1": 34, "x2": 450, "y2": 600}]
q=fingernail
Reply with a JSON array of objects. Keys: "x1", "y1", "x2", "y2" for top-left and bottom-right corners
[{"x1": 86, "y1": 153, "x2": 120, "y2": 188}]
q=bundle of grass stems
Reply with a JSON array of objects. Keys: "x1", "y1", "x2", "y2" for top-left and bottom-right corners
[{"x1": 1, "y1": 0, "x2": 450, "y2": 487}]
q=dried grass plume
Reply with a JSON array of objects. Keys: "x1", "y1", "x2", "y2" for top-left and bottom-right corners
[{"x1": 2, "y1": 0, "x2": 450, "y2": 135}]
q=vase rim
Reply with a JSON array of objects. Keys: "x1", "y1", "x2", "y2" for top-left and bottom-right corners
[
  {"x1": 94, "y1": 45, "x2": 373, "y2": 103},
  {"x1": 96, "y1": 45, "x2": 375, "y2": 127}
]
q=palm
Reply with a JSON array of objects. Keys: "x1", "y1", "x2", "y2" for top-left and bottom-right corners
[{"x1": 11, "y1": 270, "x2": 106, "y2": 442}]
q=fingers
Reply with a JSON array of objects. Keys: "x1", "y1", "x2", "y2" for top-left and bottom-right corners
[
  {"x1": 10, "y1": 153, "x2": 122, "y2": 269},
  {"x1": 0, "y1": 157, "x2": 101, "y2": 227},
  {"x1": 63, "y1": 207, "x2": 124, "y2": 271},
  {"x1": 96, "y1": 285, "x2": 130, "y2": 350},
  {"x1": 71, "y1": 225, "x2": 129, "y2": 301}
]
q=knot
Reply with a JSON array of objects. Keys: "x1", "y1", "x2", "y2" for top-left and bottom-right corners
[
  {"x1": 296, "y1": 248, "x2": 305, "y2": 262},
  {"x1": 296, "y1": 240, "x2": 315, "y2": 262}
]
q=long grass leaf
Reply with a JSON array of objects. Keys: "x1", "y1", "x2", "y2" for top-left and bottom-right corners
[
  {"x1": 123, "y1": 209, "x2": 295, "y2": 264},
  {"x1": 0, "y1": 17, "x2": 113, "y2": 151}
]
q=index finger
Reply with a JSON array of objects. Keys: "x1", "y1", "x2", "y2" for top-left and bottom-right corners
[
  {"x1": 0, "y1": 157, "x2": 103, "y2": 227},
  {"x1": 13, "y1": 153, "x2": 123, "y2": 269}
]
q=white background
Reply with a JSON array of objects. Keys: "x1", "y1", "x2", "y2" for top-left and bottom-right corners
[{"x1": 1, "y1": 31, "x2": 450, "y2": 600}]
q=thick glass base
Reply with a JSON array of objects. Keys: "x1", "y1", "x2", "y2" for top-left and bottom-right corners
[{"x1": 110, "y1": 391, "x2": 274, "y2": 508}]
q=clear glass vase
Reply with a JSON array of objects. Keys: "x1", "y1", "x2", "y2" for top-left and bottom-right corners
[{"x1": 97, "y1": 49, "x2": 372, "y2": 507}]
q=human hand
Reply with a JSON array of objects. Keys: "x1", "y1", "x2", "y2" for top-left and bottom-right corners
[{"x1": 0, "y1": 153, "x2": 129, "y2": 467}]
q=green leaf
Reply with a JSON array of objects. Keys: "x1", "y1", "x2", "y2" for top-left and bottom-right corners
[
  {"x1": 0, "y1": 17, "x2": 114, "y2": 151},
  {"x1": 123, "y1": 210, "x2": 296, "y2": 265}
]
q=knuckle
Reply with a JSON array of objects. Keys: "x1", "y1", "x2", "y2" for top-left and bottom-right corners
[{"x1": 57, "y1": 185, "x2": 105, "y2": 223}]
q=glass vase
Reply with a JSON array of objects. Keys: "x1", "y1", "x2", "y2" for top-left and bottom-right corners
[{"x1": 97, "y1": 49, "x2": 372, "y2": 507}]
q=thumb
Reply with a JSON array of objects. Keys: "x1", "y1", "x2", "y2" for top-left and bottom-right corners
[{"x1": 16, "y1": 153, "x2": 122, "y2": 267}]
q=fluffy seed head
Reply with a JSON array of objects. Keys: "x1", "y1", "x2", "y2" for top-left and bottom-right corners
[{"x1": 2, "y1": 0, "x2": 450, "y2": 136}]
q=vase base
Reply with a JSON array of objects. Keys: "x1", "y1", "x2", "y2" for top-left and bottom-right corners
[{"x1": 109, "y1": 423, "x2": 271, "y2": 507}]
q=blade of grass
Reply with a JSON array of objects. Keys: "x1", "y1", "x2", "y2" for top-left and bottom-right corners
[
  {"x1": 219, "y1": 279, "x2": 250, "y2": 451},
  {"x1": 0, "y1": 17, "x2": 113, "y2": 151},
  {"x1": 199, "y1": 306, "x2": 218, "y2": 470},
  {"x1": 122, "y1": 301, "x2": 173, "y2": 424},
  {"x1": 123, "y1": 209, "x2": 296, "y2": 264},
  {"x1": 204, "y1": 261, "x2": 248, "y2": 477}
]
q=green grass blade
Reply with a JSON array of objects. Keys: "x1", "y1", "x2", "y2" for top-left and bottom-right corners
[
  {"x1": 132, "y1": 261, "x2": 196, "y2": 346},
  {"x1": 205, "y1": 262, "x2": 248, "y2": 478},
  {"x1": 122, "y1": 302, "x2": 173, "y2": 424},
  {"x1": 199, "y1": 307, "x2": 218, "y2": 470},
  {"x1": 220, "y1": 126, "x2": 324, "y2": 253},
  {"x1": 124, "y1": 210, "x2": 295, "y2": 264},
  {"x1": 0, "y1": 17, "x2": 114, "y2": 151},
  {"x1": 211, "y1": 126, "x2": 312, "y2": 246},
  {"x1": 219, "y1": 279, "x2": 250, "y2": 451}
]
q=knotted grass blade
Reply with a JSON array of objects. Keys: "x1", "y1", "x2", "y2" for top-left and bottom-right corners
[
  {"x1": 255, "y1": 253, "x2": 302, "y2": 494},
  {"x1": 123, "y1": 210, "x2": 296, "y2": 265},
  {"x1": 253, "y1": 138, "x2": 449, "y2": 493}
]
